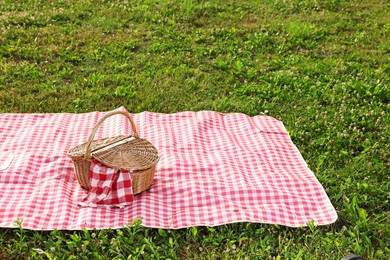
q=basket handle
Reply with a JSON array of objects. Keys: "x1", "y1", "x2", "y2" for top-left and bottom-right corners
[{"x1": 84, "y1": 110, "x2": 139, "y2": 159}]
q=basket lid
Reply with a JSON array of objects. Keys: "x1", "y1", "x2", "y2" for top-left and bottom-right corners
[
  {"x1": 68, "y1": 135, "x2": 129, "y2": 158},
  {"x1": 68, "y1": 110, "x2": 159, "y2": 170},
  {"x1": 91, "y1": 137, "x2": 159, "y2": 170}
]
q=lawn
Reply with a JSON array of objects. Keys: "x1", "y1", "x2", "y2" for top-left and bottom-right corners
[{"x1": 0, "y1": 0, "x2": 389, "y2": 259}]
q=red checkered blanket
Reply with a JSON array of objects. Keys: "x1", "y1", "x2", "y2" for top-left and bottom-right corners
[{"x1": 0, "y1": 107, "x2": 337, "y2": 230}]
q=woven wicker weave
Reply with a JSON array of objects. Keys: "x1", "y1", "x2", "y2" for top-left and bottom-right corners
[{"x1": 68, "y1": 110, "x2": 159, "y2": 194}]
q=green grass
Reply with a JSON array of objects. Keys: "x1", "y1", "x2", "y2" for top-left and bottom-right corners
[{"x1": 0, "y1": 0, "x2": 389, "y2": 259}]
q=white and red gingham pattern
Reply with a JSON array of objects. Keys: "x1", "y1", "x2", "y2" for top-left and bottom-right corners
[
  {"x1": 0, "y1": 107, "x2": 337, "y2": 230},
  {"x1": 79, "y1": 159, "x2": 134, "y2": 208}
]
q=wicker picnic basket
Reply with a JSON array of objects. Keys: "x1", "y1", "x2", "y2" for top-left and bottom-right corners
[{"x1": 67, "y1": 110, "x2": 159, "y2": 194}]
